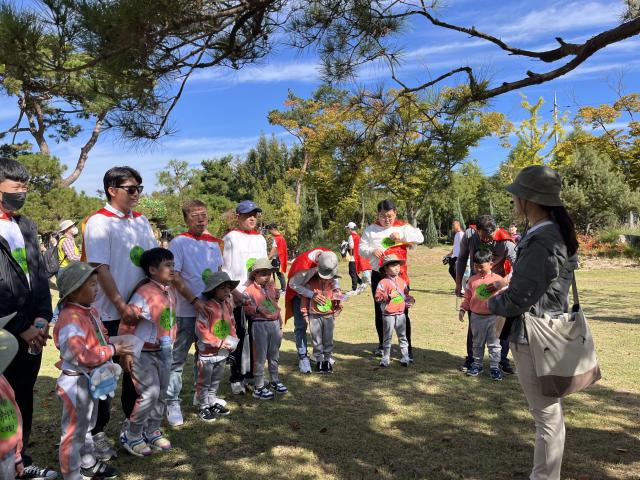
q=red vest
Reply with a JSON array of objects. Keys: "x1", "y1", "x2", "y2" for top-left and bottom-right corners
[
  {"x1": 350, "y1": 231, "x2": 371, "y2": 273},
  {"x1": 273, "y1": 234, "x2": 288, "y2": 273}
]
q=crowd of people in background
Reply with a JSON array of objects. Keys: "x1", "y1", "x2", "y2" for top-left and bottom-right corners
[{"x1": 0, "y1": 155, "x2": 582, "y2": 480}]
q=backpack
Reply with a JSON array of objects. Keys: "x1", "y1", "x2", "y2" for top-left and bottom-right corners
[{"x1": 41, "y1": 244, "x2": 60, "y2": 278}]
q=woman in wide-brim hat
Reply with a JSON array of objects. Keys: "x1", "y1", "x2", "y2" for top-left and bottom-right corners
[{"x1": 487, "y1": 165, "x2": 579, "y2": 480}]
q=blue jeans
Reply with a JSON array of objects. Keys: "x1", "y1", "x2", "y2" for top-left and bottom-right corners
[
  {"x1": 166, "y1": 316, "x2": 197, "y2": 404},
  {"x1": 292, "y1": 296, "x2": 308, "y2": 358}
]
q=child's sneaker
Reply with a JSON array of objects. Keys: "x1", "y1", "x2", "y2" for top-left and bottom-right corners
[
  {"x1": 121, "y1": 434, "x2": 152, "y2": 457},
  {"x1": 230, "y1": 381, "x2": 246, "y2": 395},
  {"x1": 81, "y1": 460, "x2": 119, "y2": 479},
  {"x1": 400, "y1": 356, "x2": 410, "y2": 367},
  {"x1": 490, "y1": 368, "x2": 503, "y2": 381},
  {"x1": 315, "y1": 361, "x2": 323, "y2": 373},
  {"x1": 118, "y1": 419, "x2": 129, "y2": 447},
  {"x1": 373, "y1": 346, "x2": 383, "y2": 357},
  {"x1": 209, "y1": 402, "x2": 231, "y2": 416},
  {"x1": 92, "y1": 432, "x2": 117, "y2": 461},
  {"x1": 379, "y1": 356, "x2": 390, "y2": 367},
  {"x1": 322, "y1": 361, "x2": 333, "y2": 374},
  {"x1": 298, "y1": 356, "x2": 311, "y2": 373},
  {"x1": 253, "y1": 386, "x2": 275, "y2": 400},
  {"x1": 466, "y1": 365, "x2": 483, "y2": 377},
  {"x1": 198, "y1": 407, "x2": 217, "y2": 423},
  {"x1": 145, "y1": 430, "x2": 172, "y2": 451},
  {"x1": 15, "y1": 464, "x2": 58, "y2": 479},
  {"x1": 271, "y1": 381, "x2": 288, "y2": 394},
  {"x1": 166, "y1": 402, "x2": 184, "y2": 427}
]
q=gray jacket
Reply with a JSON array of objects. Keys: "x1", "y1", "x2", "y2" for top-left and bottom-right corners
[
  {"x1": 455, "y1": 228, "x2": 517, "y2": 279},
  {"x1": 489, "y1": 222, "x2": 578, "y2": 344}
]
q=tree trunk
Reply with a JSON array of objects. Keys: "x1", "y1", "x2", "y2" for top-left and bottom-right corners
[
  {"x1": 60, "y1": 112, "x2": 107, "y2": 187},
  {"x1": 295, "y1": 149, "x2": 309, "y2": 205}
]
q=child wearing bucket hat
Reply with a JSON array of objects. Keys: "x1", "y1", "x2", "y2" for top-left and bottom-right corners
[
  {"x1": 53, "y1": 262, "x2": 136, "y2": 479},
  {"x1": 374, "y1": 255, "x2": 414, "y2": 367},
  {"x1": 118, "y1": 248, "x2": 177, "y2": 457},
  {"x1": 0, "y1": 313, "x2": 24, "y2": 478},
  {"x1": 299, "y1": 258, "x2": 343, "y2": 374},
  {"x1": 242, "y1": 258, "x2": 287, "y2": 400},
  {"x1": 194, "y1": 271, "x2": 240, "y2": 422}
]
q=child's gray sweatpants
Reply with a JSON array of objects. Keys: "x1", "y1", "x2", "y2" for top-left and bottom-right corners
[
  {"x1": 309, "y1": 314, "x2": 335, "y2": 363},
  {"x1": 251, "y1": 320, "x2": 281, "y2": 388},
  {"x1": 195, "y1": 355, "x2": 226, "y2": 408},
  {"x1": 382, "y1": 313, "x2": 409, "y2": 360},
  {"x1": 470, "y1": 313, "x2": 501, "y2": 369},
  {"x1": 128, "y1": 351, "x2": 169, "y2": 438}
]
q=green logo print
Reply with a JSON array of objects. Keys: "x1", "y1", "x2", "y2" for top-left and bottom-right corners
[
  {"x1": 390, "y1": 290, "x2": 404, "y2": 304},
  {"x1": 213, "y1": 319, "x2": 230, "y2": 339},
  {"x1": 0, "y1": 399, "x2": 18, "y2": 439},
  {"x1": 246, "y1": 258, "x2": 256, "y2": 271},
  {"x1": 475, "y1": 284, "x2": 492, "y2": 300},
  {"x1": 201, "y1": 268, "x2": 213, "y2": 283},
  {"x1": 129, "y1": 246, "x2": 144, "y2": 267},
  {"x1": 11, "y1": 247, "x2": 28, "y2": 275},
  {"x1": 316, "y1": 298, "x2": 333, "y2": 313},
  {"x1": 160, "y1": 308, "x2": 176, "y2": 331},
  {"x1": 381, "y1": 237, "x2": 396, "y2": 249},
  {"x1": 261, "y1": 299, "x2": 277, "y2": 314}
]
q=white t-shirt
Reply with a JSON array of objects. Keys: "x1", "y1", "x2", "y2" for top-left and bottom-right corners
[
  {"x1": 359, "y1": 222, "x2": 424, "y2": 272},
  {"x1": 83, "y1": 204, "x2": 157, "y2": 321},
  {"x1": 452, "y1": 231, "x2": 465, "y2": 257},
  {"x1": 170, "y1": 232, "x2": 224, "y2": 317},
  {"x1": 0, "y1": 218, "x2": 29, "y2": 285},
  {"x1": 222, "y1": 229, "x2": 267, "y2": 293}
]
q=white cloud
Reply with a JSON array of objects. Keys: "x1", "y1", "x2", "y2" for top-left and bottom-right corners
[{"x1": 190, "y1": 61, "x2": 321, "y2": 84}]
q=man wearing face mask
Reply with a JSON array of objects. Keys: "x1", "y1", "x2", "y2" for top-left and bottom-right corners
[
  {"x1": 455, "y1": 215, "x2": 517, "y2": 374},
  {"x1": 57, "y1": 220, "x2": 81, "y2": 270},
  {"x1": 0, "y1": 157, "x2": 58, "y2": 479}
]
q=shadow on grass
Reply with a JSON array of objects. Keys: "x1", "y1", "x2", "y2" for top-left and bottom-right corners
[{"x1": 29, "y1": 339, "x2": 640, "y2": 480}]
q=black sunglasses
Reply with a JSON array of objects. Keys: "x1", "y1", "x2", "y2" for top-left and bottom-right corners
[{"x1": 115, "y1": 185, "x2": 144, "y2": 195}]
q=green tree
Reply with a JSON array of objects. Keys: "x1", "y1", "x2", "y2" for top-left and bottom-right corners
[{"x1": 425, "y1": 206, "x2": 438, "y2": 248}]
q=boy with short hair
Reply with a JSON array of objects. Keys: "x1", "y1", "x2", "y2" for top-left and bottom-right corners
[
  {"x1": 458, "y1": 249, "x2": 505, "y2": 380},
  {"x1": 195, "y1": 272, "x2": 239, "y2": 422},
  {"x1": 54, "y1": 262, "x2": 134, "y2": 479},
  {"x1": 374, "y1": 254, "x2": 414, "y2": 367},
  {"x1": 243, "y1": 258, "x2": 287, "y2": 400},
  {"x1": 119, "y1": 248, "x2": 178, "y2": 456},
  {"x1": 300, "y1": 260, "x2": 342, "y2": 374}
]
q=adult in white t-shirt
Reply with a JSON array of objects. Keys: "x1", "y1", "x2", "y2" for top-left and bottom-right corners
[
  {"x1": 222, "y1": 200, "x2": 267, "y2": 395},
  {"x1": 165, "y1": 199, "x2": 223, "y2": 425},
  {"x1": 359, "y1": 199, "x2": 424, "y2": 360},
  {"x1": 446, "y1": 220, "x2": 465, "y2": 281},
  {"x1": 82, "y1": 166, "x2": 156, "y2": 449}
]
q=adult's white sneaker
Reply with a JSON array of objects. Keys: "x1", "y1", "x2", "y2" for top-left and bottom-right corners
[{"x1": 166, "y1": 402, "x2": 184, "y2": 427}]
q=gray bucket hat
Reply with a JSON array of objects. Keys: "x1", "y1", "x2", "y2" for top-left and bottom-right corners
[
  {"x1": 202, "y1": 271, "x2": 240, "y2": 294},
  {"x1": 506, "y1": 165, "x2": 564, "y2": 207},
  {"x1": 249, "y1": 258, "x2": 276, "y2": 276},
  {"x1": 317, "y1": 251, "x2": 340, "y2": 279},
  {"x1": 57, "y1": 262, "x2": 98, "y2": 301},
  {"x1": 380, "y1": 254, "x2": 405, "y2": 269},
  {"x1": 0, "y1": 313, "x2": 18, "y2": 374}
]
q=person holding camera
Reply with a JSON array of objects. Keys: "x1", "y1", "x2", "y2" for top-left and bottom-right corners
[
  {"x1": 266, "y1": 224, "x2": 288, "y2": 294},
  {"x1": 443, "y1": 220, "x2": 464, "y2": 283}
]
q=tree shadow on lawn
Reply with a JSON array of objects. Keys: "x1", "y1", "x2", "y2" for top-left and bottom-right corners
[{"x1": 30, "y1": 341, "x2": 639, "y2": 480}]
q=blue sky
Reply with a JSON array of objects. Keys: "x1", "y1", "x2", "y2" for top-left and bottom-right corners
[{"x1": 3, "y1": 0, "x2": 639, "y2": 195}]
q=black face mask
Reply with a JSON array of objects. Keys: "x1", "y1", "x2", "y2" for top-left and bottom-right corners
[{"x1": 0, "y1": 191, "x2": 27, "y2": 212}]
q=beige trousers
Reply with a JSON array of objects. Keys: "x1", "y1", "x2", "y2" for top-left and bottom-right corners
[{"x1": 512, "y1": 342, "x2": 565, "y2": 480}]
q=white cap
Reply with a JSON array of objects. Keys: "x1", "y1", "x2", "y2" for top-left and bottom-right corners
[{"x1": 345, "y1": 222, "x2": 357, "y2": 230}]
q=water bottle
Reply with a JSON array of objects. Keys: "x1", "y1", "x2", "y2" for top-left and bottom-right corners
[
  {"x1": 158, "y1": 335, "x2": 173, "y2": 366},
  {"x1": 28, "y1": 319, "x2": 47, "y2": 355}
]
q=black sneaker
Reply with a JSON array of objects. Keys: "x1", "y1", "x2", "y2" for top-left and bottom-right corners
[
  {"x1": 322, "y1": 361, "x2": 333, "y2": 373},
  {"x1": 16, "y1": 464, "x2": 58, "y2": 479},
  {"x1": 373, "y1": 346, "x2": 384, "y2": 357},
  {"x1": 198, "y1": 407, "x2": 217, "y2": 423},
  {"x1": 500, "y1": 361, "x2": 515, "y2": 375},
  {"x1": 459, "y1": 360, "x2": 473, "y2": 373},
  {"x1": 315, "y1": 361, "x2": 323, "y2": 373},
  {"x1": 209, "y1": 402, "x2": 231, "y2": 416},
  {"x1": 81, "y1": 460, "x2": 119, "y2": 479}
]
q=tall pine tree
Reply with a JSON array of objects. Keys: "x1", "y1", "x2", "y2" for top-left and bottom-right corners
[{"x1": 425, "y1": 207, "x2": 438, "y2": 248}]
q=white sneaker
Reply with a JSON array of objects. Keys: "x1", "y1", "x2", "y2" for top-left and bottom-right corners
[
  {"x1": 166, "y1": 402, "x2": 184, "y2": 427},
  {"x1": 212, "y1": 397, "x2": 227, "y2": 407},
  {"x1": 298, "y1": 356, "x2": 312, "y2": 373},
  {"x1": 380, "y1": 356, "x2": 390, "y2": 367},
  {"x1": 400, "y1": 355, "x2": 411, "y2": 367},
  {"x1": 230, "y1": 381, "x2": 246, "y2": 395},
  {"x1": 92, "y1": 432, "x2": 117, "y2": 461},
  {"x1": 329, "y1": 357, "x2": 335, "y2": 366}
]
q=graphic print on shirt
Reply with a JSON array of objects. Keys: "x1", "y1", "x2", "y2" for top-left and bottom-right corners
[
  {"x1": 201, "y1": 268, "x2": 213, "y2": 283},
  {"x1": 261, "y1": 298, "x2": 277, "y2": 314},
  {"x1": 316, "y1": 297, "x2": 333, "y2": 313},
  {"x1": 0, "y1": 399, "x2": 19, "y2": 439},
  {"x1": 246, "y1": 257, "x2": 256, "y2": 271},
  {"x1": 475, "y1": 284, "x2": 492, "y2": 300},
  {"x1": 213, "y1": 319, "x2": 231, "y2": 339},
  {"x1": 129, "y1": 245, "x2": 145, "y2": 267},
  {"x1": 381, "y1": 237, "x2": 395, "y2": 248},
  {"x1": 160, "y1": 307, "x2": 176, "y2": 331},
  {"x1": 11, "y1": 247, "x2": 28, "y2": 275}
]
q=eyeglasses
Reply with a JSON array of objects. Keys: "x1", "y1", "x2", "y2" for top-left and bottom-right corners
[{"x1": 115, "y1": 185, "x2": 144, "y2": 195}]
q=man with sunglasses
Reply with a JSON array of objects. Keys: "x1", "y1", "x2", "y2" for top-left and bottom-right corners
[
  {"x1": 455, "y1": 215, "x2": 517, "y2": 374},
  {"x1": 82, "y1": 166, "x2": 157, "y2": 457}
]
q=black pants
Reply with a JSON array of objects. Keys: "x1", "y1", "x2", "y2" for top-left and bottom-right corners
[
  {"x1": 465, "y1": 317, "x2": 511, "y2": 365},
  {"x1": 371, "y1": 270, "x2": 412, "y2": 355},
  {"x1": 228, "y1": 306, "x2": 254, "y2": 383},
  {"x1": 4, "y1": 338, "x2": 42, "y2": 465},
  {"x1": 448, "y1": 257, "x2": 457, "y2": 281},
  {"x1": 348, "y1": 262, "x2": 362, "y2": 291},
  {"x1": 274, "y1": 271, "x2": 286, "y2": 291},
  {"x1": 92, "y1": 320, "x2": 138, "y2": 434}
]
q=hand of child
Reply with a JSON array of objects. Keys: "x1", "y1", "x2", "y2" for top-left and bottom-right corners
[
  {"x1": 15, "y1": 461, "x2": 23, "y2": 476},
  {"x1": 120, "y1": 354, "x2": 133, "y2": 373},
  {"x1": 279, "y1": 326, "x2": 284, "y2": 338},
  {"x1": 406, "y1": 295, "x2": 415, "y2": 308},
  {"x1": 458, "y1": 310, "x2": 466, "y2": 322}
]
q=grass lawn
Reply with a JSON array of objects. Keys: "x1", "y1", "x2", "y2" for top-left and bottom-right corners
[{"x1": 30, "y1": 247, "x2": 639, "y2": 479}]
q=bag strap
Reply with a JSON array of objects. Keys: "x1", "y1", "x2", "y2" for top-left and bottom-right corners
[{"x1": 571, "y1": 272, "x2": 579, "y2": 306}]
